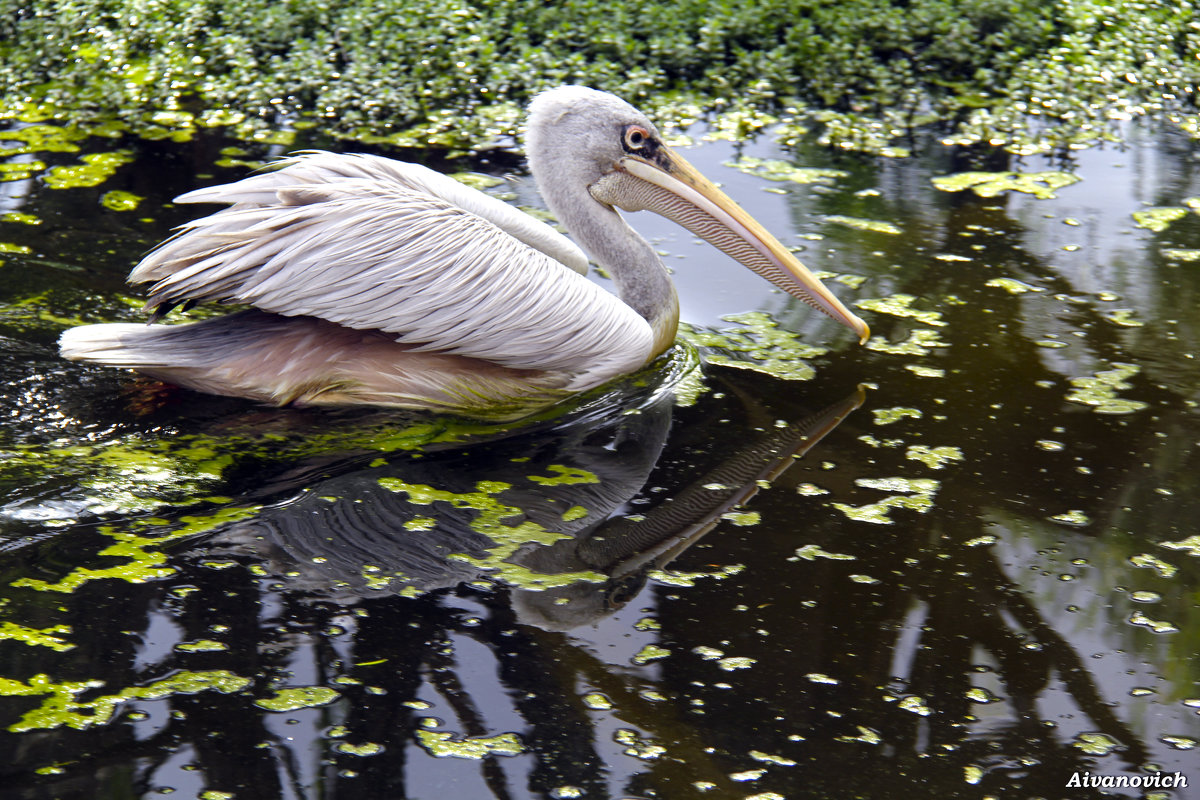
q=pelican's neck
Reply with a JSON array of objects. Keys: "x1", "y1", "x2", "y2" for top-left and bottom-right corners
[{"x1": 540, "y1": 178, "x2": 680, "y2": 356}]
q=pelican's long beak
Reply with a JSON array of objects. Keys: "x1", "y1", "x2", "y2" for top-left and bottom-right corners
[{"x1": 590, "y1": 146, "x2": 870, "y2": 344}]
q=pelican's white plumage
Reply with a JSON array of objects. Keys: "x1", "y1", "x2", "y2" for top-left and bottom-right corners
[
  {"x1": 60, "y1": 86, "x2": 868, "y2": 418},
  {"x1": 126, "y1": 153, "x2": 651, "y2": 384}
]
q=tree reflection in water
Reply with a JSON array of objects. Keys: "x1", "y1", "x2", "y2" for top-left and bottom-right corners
[{"x1": 0, "y1": 363, "x2": 1168, "y2": 799}]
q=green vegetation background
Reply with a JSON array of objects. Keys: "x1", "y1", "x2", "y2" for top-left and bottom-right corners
[{"x1": 1, "y1": 0, "x2": 1198, "y2": 152}]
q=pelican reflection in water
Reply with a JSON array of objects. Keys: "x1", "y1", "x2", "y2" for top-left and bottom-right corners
[
  {"x1": 206, "y1": 381, "x2": 866, "y2": 630},
  {"x1": 61, "y1": 87, "x2": 868, "y2": 418}
]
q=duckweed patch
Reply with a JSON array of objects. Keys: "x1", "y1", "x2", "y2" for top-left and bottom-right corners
[
  {"x1": 1132, "y1": 207, "x2": 1189, "y2": 232},
  {"x1": 792, "y1": 544, "x2": 855, "y2": 561},
  {"x1": 10, "y1": 506, "x2": 261, "y2": 594},
  {"x1": 100, "y1": 190, "x2": 142, "y2": 211},
  {"x1": 0, "y1": 415, "x2": 500, "y2": 518},
  {"x1": 650, "y1": 564, "x2": 745, "y2": 587},
  {"x1": 1162, "y1": 249, "x2": 1200, "y2": 262},
  {"x1": 905, "y1": 445, "x2": 964, "y2": 470},
  {"x1": 1, "y1": 211, "x2": 40, "y2": 225},
  {"x1": 873, "y1": 407, "x2": 922, "y2": 426},
  {"x1": 824, "y1": 215, "x2": 902, "y2": 235},
  {"x1": 727, "y1": 156, "x2": 848, "y2": 185},
  {"x1": 376, "y1": 478, "x2": 607, "y2": 590},
  {"x1": 866, "y1": 329, "x2": 949, "y2": 356},
  {"x1": 831, "y1": 477, "x2": 940, "y2": 525},
  {"x1": 986, "y1": 278, "x2": 1044, "y2": 295},
  {"x1": 1128, "y1": 611, "x2": 1179, "y2": 634},
  {"x1": 1159, "y1": 535, "x2": 1200, "y2": 557},
  {"x1": 415, "y1": 728, "x2": 523, "y2": 759},
  {"x1": 0, "y1": 160, "x2": 48, "y2": 182},
  {"x1": 42, "y1": 152, "x2": 134, "y2": 189},
  {"x1": 0, "y1": 621, "x2": 74, "y2": 652},
  {"x1": 1129, "y1": 553, "x2": 1177, "y2": 579},
  {"x1": 632, "y1": 644, "x2": 671, "y2": 665},
  {"x1": 1064, "y1": 362, "x2": 1148, "y2": 415},
  {"x1": 679, "y1": 312, "x2": 829, "y2": 381},
  {"x1": 614, "y1": 728, "x2": 666, "y2": 761},
  {"x1": 931, "y1": 171, "x2": 1079, "y2": 199},
  {"x1": 254, "y1": 685, "x2": 341, "y2": 712},
  {"x1": 2, "y1": 669, "x2": 251, "y2": 732},
  {"x1": 855, "y1": 295, "x2": 946, "y2": 327},
  {"x1": 526, "y1": 464, "x2": 601, "y2": 486}
]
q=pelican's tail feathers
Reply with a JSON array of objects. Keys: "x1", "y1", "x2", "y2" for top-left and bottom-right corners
[
  {"x1": 58, "y1": 317, "x2": 282, "y2": 402},
  {"x1": 59, "y1": 322, "x2": 202, "y2": 370},
  {"x1": 59, "y1": 312, "x2": 577, "y2": 418}
]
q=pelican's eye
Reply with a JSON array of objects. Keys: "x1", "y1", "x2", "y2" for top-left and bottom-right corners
[{"x1": 623, "y1": 125, "x2": 650, "y2": 151}]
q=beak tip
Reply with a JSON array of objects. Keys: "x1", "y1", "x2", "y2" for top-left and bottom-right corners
[{"x1": 854, "y1": 318, "x2": 870, "y2": 346}]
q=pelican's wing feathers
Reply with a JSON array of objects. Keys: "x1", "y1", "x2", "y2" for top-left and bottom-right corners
[{"x1": 130, "y1": 152, "x2": 653, "y2": 387}]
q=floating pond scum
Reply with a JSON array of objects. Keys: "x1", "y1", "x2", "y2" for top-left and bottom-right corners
[{"x1": 1, "y1": 111, "x2": 1199, "y2": 800}]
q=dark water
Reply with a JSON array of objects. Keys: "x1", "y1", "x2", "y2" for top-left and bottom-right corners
[{"x1": 1, "y1": 118, "x2": 1198, "y2": 799}]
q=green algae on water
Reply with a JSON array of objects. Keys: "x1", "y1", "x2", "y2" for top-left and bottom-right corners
[
  {"x1": 0, "y1": 621, "x2": 74, "y2": 652},
  {"x1": 1072, "y1": 732, "x2": 1121, "y2": 756},
  {"x1": 792, "y1": 544, "x2": 855, "y2": 561},
  {"x1": 726, "y1": 156, "x2": 848, "y2": 185},
  {"x1": 1065, "y1": 362, "x2": 1148, "y2": 414},
  {"x1": 1103, "y1": 308, "x2": 1143, "y2": 327},
  {"x1": 1159, "y1": 535, "x2": 1200, "y2": 557},
  {"x1": 1, "y1": 211, "x2": 40, "y2": 224},
  {"x1": 931, "y1": 170, "x2": 1079, "y2": 199},
  {"x1": 1129, "y1": 553, "x2": 1177, "y2": 578},
  {"x1": 855, "y1": 294, "x2": 945, "y2": 327},
  {"x1": 1128, "y1": 611, "x2": 1179, "y2": 634},
  {"x1": 632, "y1": 644, "x2": 670, "y2": 665},
  {"x1": 527, "y1": 464, "x2": 600, "y2": 485},
  {"x1": 334, "y1": 741, "x2": 385, "y2": 756},
  {"x1": 0, "y1": 160, "x2": 48, "y2": 182},
  {"x1": 254, "y1": 685, "x2": 340, "y2": 712},
  {"x1": 615, "y1": 728, "x2": 666, "y2": 760},
  {"x1": 751, "y1": 750, "x2": 798, "y2": 766},
  {"x1": 582, "y1": 692, "x2": 613, "y2": 710},
  {"x1": 720, "y1": 510, "x2": 760, "y2": 527},
  {"x1": 650, "y1": 564, "x2": 744, "y2": 587},
  {"x1": 100, "y1": 190, "x2": 143, "y2": 211},
  {"x1": 986, "y1": 277, "x2": 1044, "y2": 294},
  {"x1": 703, "y1": 106, "x2": 781, "y2": 142},
  {"x1": 10, "y1": 506, "x2": 262, "y2": 594},
  {"x1": 175, "y1": 639, "x2": 228, "y2": 653},
  {"x1": 561, "y1": 505, "x2": 589, "y2": 522},
  {"x1": 43, "y1": 151, "x2": 134, "y2": 189},
  {"x1": 873, "y1": 407, "x2": 922, "y2": 426},
  {"x1": 2, "y1": 670, "x2": 251, "y2": 732},
  {"x1": 866, "y1": 329, "x2": 948, "y2": 356},
  {"x1": 678, "y1": 311, "x2": 828, "y2": 381},
  {"x1": 832, "y1": 477, "x2": 940, "y2": 525},
  {"x1": 1049, "y1": 509, "x2": 1091, "y2": 527},
  {"x1": 838, "y1": 726, "x2": 882, "y2": 745},
  {"x1": 416, "y1": 728, "x2": 523, "y2": 759},
  {"x1": 448, "y1": 172, "x2": 505, "y2": 190},
  {"x1": 824, "y1": 215, "x2": 902, "y2": 235},
  {"x1": 905, "y1": 445, "x2": 964, "y2": 470},
  {"x1": 376, "y1": 477, "x2": 607, "y2": 590},
  {"x1": 1132, "y1": 207, "x2": 1188, "y2": 232}
]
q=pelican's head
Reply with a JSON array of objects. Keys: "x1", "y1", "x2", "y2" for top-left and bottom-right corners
[{"x1": 526, "y1": 86, "x2": 870, "y2": 344}]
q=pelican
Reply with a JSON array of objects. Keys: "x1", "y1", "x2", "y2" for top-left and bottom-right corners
[{"x1": 60, "y1": 86, "x2": 869, "y2": 419}]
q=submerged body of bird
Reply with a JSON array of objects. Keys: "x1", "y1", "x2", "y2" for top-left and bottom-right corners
[{"x1": 60, "y1": 87, "x2": 868, "y2": 419}]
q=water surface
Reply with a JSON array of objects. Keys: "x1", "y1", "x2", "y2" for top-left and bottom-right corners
[{"x1": 1, "y1": 119, "x2": 1198, "y2": 799}]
